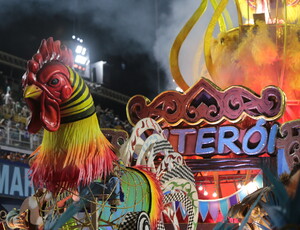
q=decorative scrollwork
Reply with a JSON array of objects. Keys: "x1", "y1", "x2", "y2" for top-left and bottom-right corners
[
  {"x1": 0, "y1": 210, "x2": 7, "y2": 221},
  {"x1": 126, "y1": 78, "x2": 285, "y2": 126},
  {"x1": 102, "y1": 129, "x2": 129, "y2": 150},
  {"x1": 277, "y1": 120, "x2": 300, "y2": 170}
]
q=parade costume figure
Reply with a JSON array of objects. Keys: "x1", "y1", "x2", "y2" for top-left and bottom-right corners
[
  {"x1": 17, "y1": 37, "x2": 163, "y2": 229},
  {"x1": 23, "y1": 38, "x2": 117, "y2": 193}
]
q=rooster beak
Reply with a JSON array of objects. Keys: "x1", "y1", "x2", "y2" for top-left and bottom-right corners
[{"x1": 24, "y1": 85, "x2": 42, "y2": 100}]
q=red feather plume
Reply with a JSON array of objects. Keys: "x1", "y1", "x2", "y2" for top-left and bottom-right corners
[{"x1": 22, "y1": 37, "x2": 73, "y2": 87}]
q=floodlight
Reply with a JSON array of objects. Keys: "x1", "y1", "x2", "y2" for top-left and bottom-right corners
[
  {"x1": 75, "y1": 45, "x2": 83, "y2": 54},
  {"x1": 75, "y1": 55, "x2": 88, "y2": 65},
  {"x1": 81, "y1": 47, "x2": 87, "y2": 55}
]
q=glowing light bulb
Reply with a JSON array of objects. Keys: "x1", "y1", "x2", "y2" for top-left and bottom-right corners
[
  {"x1": 198, "y1": 185, "x2": 203, "y2": 191},
  {"x1": 176, "y1": 87, "x2": 183, "y2": 92},
  {"x1": 212, "y1": 192, "x2": 217, "y2": 197},
  {"x1": 237, "y1": 183, "x2": 242, "y2": 189},
  {"x1": 246, "y1": 181, "x2": 258, "y2": 194},
  {"x1": 204, "y1": 190, "x2": 208, "y2": 196}
]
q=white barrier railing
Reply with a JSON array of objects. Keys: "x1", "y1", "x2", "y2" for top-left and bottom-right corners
[{"x1": 0, "y1": 127, "x2": 42, "y2": 151}]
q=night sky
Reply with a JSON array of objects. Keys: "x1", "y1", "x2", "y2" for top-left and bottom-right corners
[{"x1": 0, "y1": 0, "x2": 202, "y2": 117}]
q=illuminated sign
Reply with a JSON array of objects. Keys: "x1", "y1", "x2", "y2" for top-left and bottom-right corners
[
  {"x1": 163, "y1": 119, "x2": 278, "y2": 156},
  {"x1": 0, "y1": 160, "x2": 34, "y2": 198},
  {"x1": 127, "y1": 78, "x2": 286, "y2": 157}
]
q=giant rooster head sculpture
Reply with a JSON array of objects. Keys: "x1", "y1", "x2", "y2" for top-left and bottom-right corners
[
  {"x1": 23, "y1": 37, "x2": 75, "y2": 133},
  {"x1": 22, "y1": 38, "x2": 116, "y2": 193}
]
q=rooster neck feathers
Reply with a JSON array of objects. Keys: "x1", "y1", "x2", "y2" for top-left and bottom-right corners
[{"x1": 30, "y1": 67, "x2": 116, "y2": 193}]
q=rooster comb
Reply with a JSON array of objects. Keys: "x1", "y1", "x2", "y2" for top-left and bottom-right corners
[{"x1": 23, "y1": 37, "x2": 73, "y2": 86}]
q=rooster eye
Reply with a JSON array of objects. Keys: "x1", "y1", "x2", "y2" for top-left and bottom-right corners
[{"x1": 50, "y1": 78, "x2": 59, "y2": 85}]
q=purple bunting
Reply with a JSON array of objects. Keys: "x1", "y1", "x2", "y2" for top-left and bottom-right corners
[
  {"x1": 209, "y1": 201, "x2": 219, "y2": 222},
  {"x1": 175, "y1": 201, "x2": 180, "y2": 209},
  {"x1": 229, "y1": 194, "x2": 238, "y2": 206}
]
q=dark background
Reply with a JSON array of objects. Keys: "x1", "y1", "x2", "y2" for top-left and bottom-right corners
[{"x1": 0, "y1": 0, "x2": 200, "y2": 118}]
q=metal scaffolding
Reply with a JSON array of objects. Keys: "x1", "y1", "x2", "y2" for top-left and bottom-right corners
[
  {"x1": 0, "y1": 50, "x2": 130, "y2": 104},
  {"x1": 0, "y1": 51, "x2": 27, "y2": 71}
]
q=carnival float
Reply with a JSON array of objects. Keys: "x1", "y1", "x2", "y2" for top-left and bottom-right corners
[
  {"x1": 2, "y1": 0, "x2": 300, "y2": 229},
  {"x1": 2, "y1": 38, "x2": 198, "y2": 230}
]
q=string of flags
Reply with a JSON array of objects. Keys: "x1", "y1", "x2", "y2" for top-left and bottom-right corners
[{"x1": 173, "y1": 173, "x2": 263, "y2": 222}]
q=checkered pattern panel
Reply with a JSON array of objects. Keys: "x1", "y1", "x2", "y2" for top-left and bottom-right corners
[
  {"x1": 163, "y1": 192, "x2": 194, "y2": 230},
  {"x1": 157, "y1": 220, "x2": 166, "y2": 230},
  {"x1": 118, "y1": 212, "x2": 138, "y2": 230},
  {"x1": 118, "y1": 211, "x2": 151, "y2": 230}
]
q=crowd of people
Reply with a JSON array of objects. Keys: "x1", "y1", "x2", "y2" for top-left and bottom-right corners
[
  {"x1": 0, "y1": 149, "x2": 29, "y2": 164},
  {"x1": 0, "y1": 85, "x2": 133, "y2": 165},
  {"x1": 95, "y1": 105, "x2": 133, "y2": 133}
]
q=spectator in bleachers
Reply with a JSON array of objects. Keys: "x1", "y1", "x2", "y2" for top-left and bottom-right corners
[
  {"x1": 0, "y1": 149, "x2": 29, "y2": 164},
  {"x1": 0, "y1": 84, "x2": 133, "y2": 164},
  {"x1": 15, "y1": 101, "x2": 21, "y2": 114},
  {"x1": 0, "y1": 126, "x2": 5, "y2": 144},
  {"x1": 21, "y1": 105, "x2": 30, "y2": 117}
]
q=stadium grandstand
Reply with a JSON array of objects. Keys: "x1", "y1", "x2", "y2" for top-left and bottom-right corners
[{"x1": 0, "y1": 50, "x2": 132, "y2": 216}]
